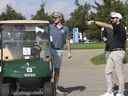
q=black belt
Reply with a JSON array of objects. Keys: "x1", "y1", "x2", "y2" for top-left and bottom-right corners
[
  {"x1": 111, "y1": 48, "x2": 124, "y2": 51},
  {"x1": 52, "y1": 48, "x2": 61, "y2": 50},
  {"x1": 51, "y1": 43, "x2": 61, "y2": 50}
]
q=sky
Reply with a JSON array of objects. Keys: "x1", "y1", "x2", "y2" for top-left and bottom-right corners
[{"x1": 0, "y1": 0, "x2": 125, "y2": 20}]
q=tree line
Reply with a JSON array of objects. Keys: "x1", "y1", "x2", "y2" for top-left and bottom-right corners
[{"x1": 0, "y1": 0, "x2": 128, "y2": 41}]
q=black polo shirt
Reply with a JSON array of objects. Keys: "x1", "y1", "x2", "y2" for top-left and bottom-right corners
[
  {"x1": 102, "y1": 28, "x2": 113, "y2": 51},
  {"x1": 111, "y1": 23, "x2": 126, "y2": 50}
]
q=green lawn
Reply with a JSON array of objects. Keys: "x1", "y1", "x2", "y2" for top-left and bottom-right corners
[
  {"x1": 71, "y1": 42, "x2": 128, "y2": 49},
  {"x1": 90, "y1": 53, "x2": 106, "y2": 65},
  {"x1": 71, "y1": 42, "x2": 105, "y2": 49},
  {"x1": 90, "y1": 50, "x2": 128, "y2": 65}
]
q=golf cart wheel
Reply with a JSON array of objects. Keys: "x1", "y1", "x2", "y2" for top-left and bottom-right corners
[
  {"x1": 43, "y1": 82, "x2": 56, "y2": 96},
  {"x1": 0, "y1": 84, "x2": 11, "y2": 96}
]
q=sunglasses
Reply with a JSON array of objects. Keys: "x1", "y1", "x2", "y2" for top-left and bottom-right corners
[
  {"x1": 53, "y1": 16, "x2": 59, "y2": 19},
  {"x1": 111, "y1": 17, "x2": 117, "y2": 19}
]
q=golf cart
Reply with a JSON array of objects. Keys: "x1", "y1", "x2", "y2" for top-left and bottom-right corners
[{"x1": 0, "y1": 20, "x2": 56, "y2": 96}]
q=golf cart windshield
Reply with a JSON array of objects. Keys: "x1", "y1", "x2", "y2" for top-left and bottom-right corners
[{"x1": 0, "y1": 20, "x2": 49, "y2": 61}]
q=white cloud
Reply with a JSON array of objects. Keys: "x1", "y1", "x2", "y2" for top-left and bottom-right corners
[
  {"x1": 11, "y1": 1, "x2": 41, "y2": 19},
  {"x1": 0, "y1": 0, "x2": 16, "y2": 13},
  {"x1": 45, "y1": 0, "x2": 76, "y2": 20},
  {"x1": 44, "y1": 0, "x2": 104, "y2": 19},
  {"x1": 0, "y1": 0, "x2": 9, "y2": 13}
]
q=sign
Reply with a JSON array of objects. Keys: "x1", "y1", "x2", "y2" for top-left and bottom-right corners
[
  {"x1": 35, "y1": 27, "x2": 44, "y2": 33},
  {"x1": 23, "y1": 47, "x2": 31, "y2": 56},
  {"x1": 73, "y1": 27, "x2": 79, "y2": 43}
]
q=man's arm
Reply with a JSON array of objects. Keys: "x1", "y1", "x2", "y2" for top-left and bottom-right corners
[
  {"x1": 87, "y1": 20, "x2": 113, "y2": 29},
  {"x1": 119, "y1": 25, "x2": 127, "y2": 42},
  {"x1": 101, "y1": 28, "x2": 108, "y2": 42},
  {"x1": 66, "y1": 32, "x2": 72, "y2": 59}
]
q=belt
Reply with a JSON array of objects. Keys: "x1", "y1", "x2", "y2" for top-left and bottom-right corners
[
  {"x1": 111, "y1": 48, "x2": 124, "y2": 51},
  {"x1": 52, "y1": 48, "x2": 61, "y2": 50},
  {"x1": 51, "y1": 43, "x2": 61, "y2": 50}
]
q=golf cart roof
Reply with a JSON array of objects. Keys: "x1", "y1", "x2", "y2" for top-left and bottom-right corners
[{"x1": 0, "y1": 20, "x2": 49, "y2": 24}]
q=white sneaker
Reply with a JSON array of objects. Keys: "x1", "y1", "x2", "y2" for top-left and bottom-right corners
[
  {"x1": 100, "y1": 92, "x2": 114, "y2": 96},
  {"x1": 116, "y1": 93, "x2": 124, "y2": 96},
  {"x1": 56, "y1": 88, "x2": 64, "y2": 95}
]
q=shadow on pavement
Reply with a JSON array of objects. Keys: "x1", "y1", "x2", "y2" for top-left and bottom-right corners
[
  {"x1": 58, "y1": 85, "x2": 86, "y2": 95},
  {"x1": 113, "y1": 82, "x2": 128, "y2": 96}
]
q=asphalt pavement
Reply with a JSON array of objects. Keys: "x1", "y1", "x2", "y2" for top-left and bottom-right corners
[{"x1": 57, "y1": 49, "x2": 128, "y2": 96}]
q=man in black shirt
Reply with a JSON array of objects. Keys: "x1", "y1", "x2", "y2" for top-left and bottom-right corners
[
  {"x1": 87, "y1": 12, "x2": 126, "y2": 96},
  {"x1": 105, "y1": 12, "x2": 126, "y2": 96}
]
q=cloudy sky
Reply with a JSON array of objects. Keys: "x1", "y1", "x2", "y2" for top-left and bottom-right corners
[{"x1": 0, "y1": 0, "x2": 125, "y2": 19}]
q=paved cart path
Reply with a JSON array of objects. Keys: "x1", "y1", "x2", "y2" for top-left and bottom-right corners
[{"x1": 57, "y1": 49, "x2": 128, "y2": 96}]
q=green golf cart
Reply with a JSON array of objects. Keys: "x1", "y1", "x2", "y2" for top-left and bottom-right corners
[{"x1": 0, "y1": 20, "x2": 56, "y2": 96}]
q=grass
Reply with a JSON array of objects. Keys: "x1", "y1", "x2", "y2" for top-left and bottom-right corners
[
  {"x1": 71, "y1": 42, "x2": 128, "y2": 49},
  {"x1": 90, "y1": 53, "x2": 106, "y2": 65},
  {"x1": 71, "y1": 42, "x2": 105, "y2": 49},
  {"x1": 90, "y1": 50, "x2": 128, "y2": 65}
]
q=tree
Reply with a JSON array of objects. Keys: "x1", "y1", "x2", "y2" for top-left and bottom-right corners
[
  {"x1": 31, "y1": 3, "x2": 51, "y2": 20},
  {"x1": 122, "y1": 1, "x2": 128, "y2": 26},
  {"x1": 88, "y1": 0, "x2": 128, "y2": 40},
  {"x1": 0, "y1": 5, "x2": 25, "y2": 20},
  {"x1": 66, "y1": 0, "x2": 90, "y2": 38},
  {"x1": 93, "y1": 0, "x2": 128, "y2": 22}
]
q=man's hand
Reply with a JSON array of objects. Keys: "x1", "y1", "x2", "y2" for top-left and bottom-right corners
[
  {"x1": 103, "y1": 37, "x2": 107, "y2": 42},
  {"x1": 68, "y1": 52, "x2": 72, "y2": 59},
  {"x1": 87, "y1": 20, "x2": 95, "y2": 25},
  {"x1": 66, "y1": 37, "x2": 72, "y2": 59}
]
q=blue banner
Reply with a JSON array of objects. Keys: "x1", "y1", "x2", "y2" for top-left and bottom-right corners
[{"x1": 73, "y1": 27, "x2": 79, "y2": 43}]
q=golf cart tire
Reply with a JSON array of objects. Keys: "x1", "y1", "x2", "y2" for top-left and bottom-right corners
[
  {"x1": 43, "y1": 82, "x2": 56, "y2": 96},
  {"x1": 0, "y1": 84, "x2": 11, "y2": 96}
]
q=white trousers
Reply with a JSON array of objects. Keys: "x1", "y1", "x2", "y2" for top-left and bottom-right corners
[{"x1": 105, "y1": 50, "x2": 125, "y2": 94}]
